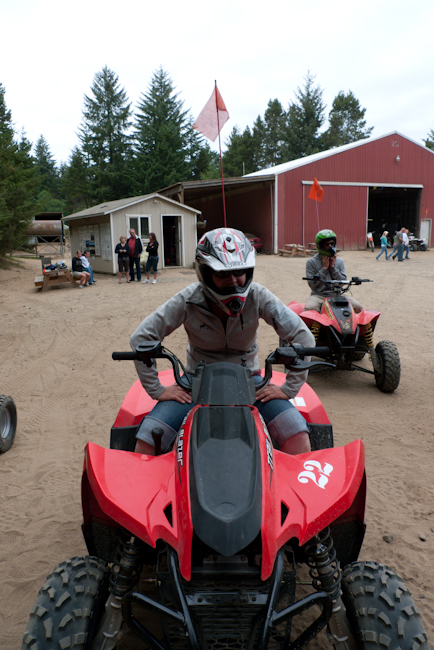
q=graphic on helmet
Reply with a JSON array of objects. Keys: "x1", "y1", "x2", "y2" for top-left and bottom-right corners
[
  {"x1": 196, "y1": 228, "x2": 255, "y2": 316},
  {"x1": 315, "y1": 229, "x2": 337, "y2": 257}
]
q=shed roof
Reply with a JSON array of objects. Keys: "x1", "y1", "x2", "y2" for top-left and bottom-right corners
[
  {"x1": 245, "y1": 131, "x2": 434, "y2": 178},
  {"x1": 63, "y1": 192, "x2": 201, "y2": 221}
]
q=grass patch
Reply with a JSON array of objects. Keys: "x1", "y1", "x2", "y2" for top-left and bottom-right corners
[{"x1": 0, "y1": 256, "x2": 26, "y2": 270}]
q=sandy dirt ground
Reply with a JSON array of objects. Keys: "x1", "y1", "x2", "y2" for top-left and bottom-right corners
[{"x1": 1, "y1": 248, "x2": 433, "y2": 648}]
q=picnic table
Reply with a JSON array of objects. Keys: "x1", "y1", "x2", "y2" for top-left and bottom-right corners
[
  {"x1": 278, "y1": 244, "x2": 316, "y2": 257},
  {"x1": 34, "y1": 269, "x2": 77, "y2": 291}
]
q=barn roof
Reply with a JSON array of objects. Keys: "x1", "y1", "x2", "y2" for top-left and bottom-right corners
[
  {"x1": 245, "y1": 131, "x2": 433, "y2": 178},
  {"x1": 63, "y1": 192, "x2": 201, "y2": 221}
]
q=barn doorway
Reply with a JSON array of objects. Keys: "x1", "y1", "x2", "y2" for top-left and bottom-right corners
[
  {"x1": 162, "y1": 215, "x2": 183, "y2": 266},
  {"x1": 367, "y1": 187, "x2": 421, "y2": 245}
]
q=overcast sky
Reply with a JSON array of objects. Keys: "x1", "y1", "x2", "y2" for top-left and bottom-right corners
[{"x1": 2, "y1": 0, "x2": 433, "y2": 166}]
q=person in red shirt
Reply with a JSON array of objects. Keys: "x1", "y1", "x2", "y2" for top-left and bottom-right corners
[{"x1": 127, "y1": 228, "x2": 144, "y2": 281}]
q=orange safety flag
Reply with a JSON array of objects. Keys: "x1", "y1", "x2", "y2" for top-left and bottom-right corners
[
  {"x1": 193, "y1": 84, "x2": 229, "y2": 142},
  {"x1": 308, "y1": 177, "x2": 324, "y2": 202}
]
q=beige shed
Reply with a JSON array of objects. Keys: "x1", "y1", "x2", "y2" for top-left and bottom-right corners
[{"x1": 62, "y1": 193, "x2": 201, "y2": 274}]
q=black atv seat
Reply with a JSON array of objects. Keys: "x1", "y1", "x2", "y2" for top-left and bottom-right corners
[
  {"x1": 330, "y1": 296, "x2": 350, "y2": 308},
  {"x1": 189, "y1": 405, "x2": 262, "y2": 557}
]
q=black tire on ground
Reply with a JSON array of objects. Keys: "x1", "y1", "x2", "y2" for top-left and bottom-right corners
[
  {"x1": 21, "y1": 556, "x2": 109, "y2": 650},
  {"x1": 0, "y1": 394, "x2": 17, "y2": 452},
  {"x1": 341, "y1": 561, "x2": 429, "y2": 649},
  {"x1": 419, "y1": 243, "x2": 428, "y2": 251},
  {"x1": 374, "y1": 340, "x2": 401, "y2": 393},
  {"x1": 352, "y1": 352, "x2": 366, "y2": 361},
  {"x1": 409, "y1": 243, "x2": 418, "y2": 252}
]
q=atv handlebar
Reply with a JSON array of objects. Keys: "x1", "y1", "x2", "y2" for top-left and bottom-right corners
[
  {"x1": 303, "y1": 276, "x2": 372, "y2": 294},
  {"x1": 112, "y1": 351, "x2": 141, "y2": 361},
  {"x1": 112, "y1": 342, "x2": 334, "y2": 394}
]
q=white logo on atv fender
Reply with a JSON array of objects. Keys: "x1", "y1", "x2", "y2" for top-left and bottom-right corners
[{"x1": 297, "y1": 460, "x2": 333, "y2": 489}]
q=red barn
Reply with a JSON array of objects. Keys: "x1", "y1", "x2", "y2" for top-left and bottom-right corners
[{"x1": 162, "y1": 132, "x2": 434, "y2": 252}]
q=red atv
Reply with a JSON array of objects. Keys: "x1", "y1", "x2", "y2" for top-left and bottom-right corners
[
  {"x1": 280, "y1": 277, "x2": 401, "y2": 393},
  {"x1": 21, "y1": 343, "x2": 426, "y2": 650}
]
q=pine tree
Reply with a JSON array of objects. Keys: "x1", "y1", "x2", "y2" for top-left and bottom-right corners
[
  {"x1": 0, "y1": 84, "x2": 38, "y2": 255},
  {"x1": 284, "y1": 72, "x2": 326, "y2": 159},
  {"x1": 424, "y1": 129, "x2": 434, "y2": 150},
  {"x1": 322, "y1": 91, "x2": 373, "y2": 149},
  {"x1": 254, "y1": 99, "x2": 287, "y2": 168},
  {"x1": 223, "y1": 126, "x2": 258, "y2": 176},
  {"x1": 78, "y1": 66, "x2": 133, "y2": 202},
  {"x1": 34, "y1": 135, "x2": 65, "y2": 212},
  {"x1": 134, "y1": 67, "x2": 190, "y2": 193},
  {"x1": 61, "y1": 147, "x2": 92, "y2": 214}
]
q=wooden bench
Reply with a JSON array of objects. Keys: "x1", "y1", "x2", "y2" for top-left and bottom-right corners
[
  {"x1": 278, "y1": 244, "x2": 315, "y2": 257},
  {"x1": 35, "y1": 269, "x2": 77, "y2": 291}
]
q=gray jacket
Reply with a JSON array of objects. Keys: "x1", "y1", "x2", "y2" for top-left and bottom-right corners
[
  {"x1": 306, "y1": 253, "x2": 347, "y2": 297},
  {"x1": 130, "y1": 282, "x2": 314, "y2": 400}
]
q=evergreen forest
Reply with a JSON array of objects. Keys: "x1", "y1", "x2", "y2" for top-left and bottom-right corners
[{"x1": 1, "y1": 65, "x2": 428, "y2": 256}]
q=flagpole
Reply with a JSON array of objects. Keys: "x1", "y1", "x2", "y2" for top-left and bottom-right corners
[{"x1": 215, "y1": 80, "x2": 227, "y2": 228}]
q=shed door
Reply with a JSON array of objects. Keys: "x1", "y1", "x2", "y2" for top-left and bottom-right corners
[{"x1": 163, "y1": 215, "x2": 182, "y2": 266}]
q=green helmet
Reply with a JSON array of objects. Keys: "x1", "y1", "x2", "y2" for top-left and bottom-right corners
[{"x1": 315, "y1": 229, "x2": 337, "y2": 257}]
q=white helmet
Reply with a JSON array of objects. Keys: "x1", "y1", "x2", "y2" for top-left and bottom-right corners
[{"x1": 196, "y1": 228, "x2": 256, "y2": 316}]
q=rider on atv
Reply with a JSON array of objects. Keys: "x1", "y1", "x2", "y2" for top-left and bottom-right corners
[
  {"x1": 305, "y1": 229, "x2": 363, "y2": 313},
  {"x1": 130, "y1": 227, "x2": 315, "y2": 457}
]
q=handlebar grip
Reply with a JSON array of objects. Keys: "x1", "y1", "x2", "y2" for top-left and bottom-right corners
[
  {"x1": 112, "y1": 351, "x2": 138, "y2": 361},
  {"x1": 302, "y1": 347, "x2": 330, "y2": 357}
]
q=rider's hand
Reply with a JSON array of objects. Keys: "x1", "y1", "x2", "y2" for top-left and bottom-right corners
[
  {"x1": 322, "y1": 255, "x2": 330, "y2": 269},
  {"x1": 158, "y1": 384, "x2": 192, "y2": 404},
  {"x1": 329, "y1": 255, "x2": 336, "y2": 269},
  {"x1": 256, "y1": 384, "x2": 289, "y2": 403}
]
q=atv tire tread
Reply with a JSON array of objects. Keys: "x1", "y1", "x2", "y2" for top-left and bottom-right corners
[
  {"x1": 0, "y1": 394, "x2": 17, "y2": 452},
  {"x1": 374, "y1": 340, "x2": 401, "y2": 393},
  {"x1": 21, "y1": 556, "x2": 109, "y2": 650},
  {"x1": 341, "y1": 561, "x2": 429, "y2": 649}
]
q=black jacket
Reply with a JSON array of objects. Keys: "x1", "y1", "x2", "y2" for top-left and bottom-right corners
[
  {"x1": 127, "y1": 236, "x2": 143, "y2": 257},
  {"x1": 72, "y1": 256, "x2": 84, "y2": 272}
]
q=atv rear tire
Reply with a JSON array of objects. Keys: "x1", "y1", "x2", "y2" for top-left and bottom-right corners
[
  {"x1": 0, "y1": 394, "x2": 17, "y2": 452},
  {"x1": 21, "y1": 556, "x2": 109, "y2": 650},
  {"x1": 341, "y1": 561, "x2": 429, "y2": 649},
  {"x1": 374, "y1": 340, "x2": 400, "y2": 393},
  {"x1": 419, "y1": 243, "x2": 428, "y2": 251}
]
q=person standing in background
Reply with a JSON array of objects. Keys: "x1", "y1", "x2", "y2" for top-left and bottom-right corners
[
  {"x1": 142, "y1": 232, "x2": 159, "y2": 284},
  {"x1": 376, "y1": 231, "x2": 390, "y2": 260},
  {"x1": 127, "y1": 228, "x2": 143, "y2": 281},
  {"x1": 115, "y1": 236, "x2": 130, "y2": 283},
  {"x1": 403, "y1": 228, "x2": 410, "y2": 259}
]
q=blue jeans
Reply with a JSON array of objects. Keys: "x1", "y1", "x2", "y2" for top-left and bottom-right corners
[
  {"x1": 146, "y1": 256, "x2": 158, "y2": 274},
  {"x1": 405, "y1": 246, "x2": 409, "y2": 259},
  {"x1": 376, "y1": 246, "x2": 388, "y2": 260},
  {"x1": 397, "y1": 243, "x2": 404, "y2": 261},
  {"x1": 84, "y1": 265, "x2": 94, "y2": 283},
  {"x1": 129, "y1": 256, "x2": 142, "y2": 281},
  {"x1": 136, "y1": 375, "x2": 308, "y2": 452}
]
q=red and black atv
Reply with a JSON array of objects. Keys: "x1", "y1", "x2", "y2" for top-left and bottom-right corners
[
  {"x1": 21, "y1": 343, "x2": 426, "y2": 650},
  {"x1": 280, "y1": 277, "x2": 401, "y2": 393}
]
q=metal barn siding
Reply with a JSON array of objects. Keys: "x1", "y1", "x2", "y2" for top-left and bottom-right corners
[
  {"x1": 303, "y1": 185, "x2": 368, "y2": 250},
  {"x1": 276, "y1": 133, "x2": 434, "y2": 250}
]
